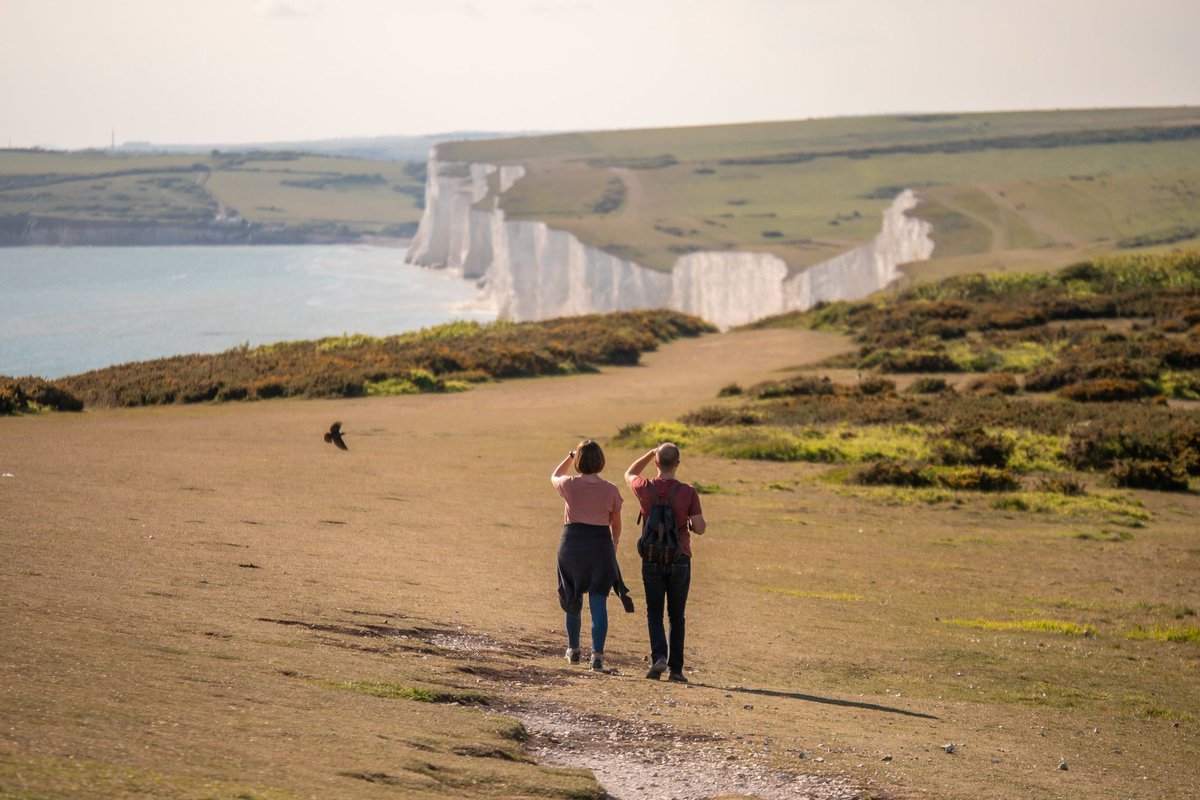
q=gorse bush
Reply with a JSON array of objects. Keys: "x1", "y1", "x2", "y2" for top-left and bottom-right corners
[
  {"x1": 0, "y1": 377, "x2": 83, "y2": 414},
  {"x1": 932, "y1": 426, "x2": 1015, "y2": 468},
  {"x1": 853, "y1": 460, "x2": 933, "y2": 488},
  {"x1": 1108, "y1": 460, "x2": 1190, "y2": 492},
  {"x1": 39, "y1": 311, "x2": 714, "y2": 410},
  {"x1": 935, "y1": 466, "x2": 1022, "y2": 493}
]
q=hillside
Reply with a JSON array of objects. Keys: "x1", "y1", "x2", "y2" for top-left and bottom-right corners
[
  {"x1": 2, "y1": 294, "x2": 1197, "y2": 799},
  {"x1": 435, "y1": 107, "x2": 1200, "y2": 278},
  {"x1": 0, "y1": 149, "x2": 426, "y2": 245}
]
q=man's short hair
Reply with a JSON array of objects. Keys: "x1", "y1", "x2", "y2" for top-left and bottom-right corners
[
  {"x1": 656, "y1": 442, "x2": 680, "y2": 467},
  {"x1": 577, "y1": 440, "x2": 605, "y2": 474}
]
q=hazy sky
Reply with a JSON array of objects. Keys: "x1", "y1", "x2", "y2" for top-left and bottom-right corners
[{"x1": 3, "y1": 0, "x2": 1199, "y2": 150}]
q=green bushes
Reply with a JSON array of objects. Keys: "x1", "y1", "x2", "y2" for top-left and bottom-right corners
[
  {"x1": 937, "y1": 466, "x2": 1022, "y2": 492},
  {"x1": 853, "y1": 460, "x2": 1020, "y2": 492},
  {"x1": 0, "y1": 377, "x2": 83, "y2": 414},
  {"x1": 932, "y1": 426, "x2": 1014, "y2": 468},
  {"x1": 853, "y1": 460, "x2": 933, "y2": 488},
  {"x1": 50, "y1": 311, "x2": 714, "y2": 409},
  {"x1": 1059, "y1": 378, "x2": 1154, "y2": 403},
  {"x1": 727, "y1": 250, "x2": 1200, "y2": 493},
  {"x1": 1109, "y1": 460, "x2": 1190, "y2": 492},
  {"x1": 1064, "y1": 417, "x2": 1200, "y2": 474}
]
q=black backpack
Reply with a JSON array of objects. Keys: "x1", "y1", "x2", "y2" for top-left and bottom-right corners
[{"x1": 637, "y1": 482, "x2": 684, "y2": 564}]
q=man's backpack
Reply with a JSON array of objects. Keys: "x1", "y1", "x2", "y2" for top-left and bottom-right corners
[{"x1": 637, "y1": 482, "x2": 684, "y2": 565}]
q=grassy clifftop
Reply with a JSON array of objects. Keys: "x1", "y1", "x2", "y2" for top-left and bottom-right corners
[
  {"x1": 438, "y1": 107, "x2": 1200, "y2": 276},
  {"x1": 0, "y1": 149, "x2": 426, "y2": 242}
]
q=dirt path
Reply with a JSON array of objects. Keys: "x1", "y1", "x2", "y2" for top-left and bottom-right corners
[{"x1": 612, "y1": 167, "x2": 644, "y2": 222}]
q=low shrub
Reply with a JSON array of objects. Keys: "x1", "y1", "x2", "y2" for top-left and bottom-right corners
[
  {"x1": 1066, "y1": 417, "x2": 1200, "y2": 473},
  {"x1": 966, "y1": 373, "x2": 1020, "y2": 396},
  {"x1": 0, "y1": 377, "x2": 83, "y2": 414},
  {"x1": 932, "y1": 426, "x2": 1015, "y2": 468},
  {"x1": 717, "y1": 382, "x2": 744, "y2": 397},
  {"x1": 908, "y1": 376, "x2": 951, "y2": 394},
  {"x1": 680, "y1": 406, "x2": 759, "y2": 426},
  {"x1": 872, "y1": 351, "x2": 961, "y2": 373},
  {"x1": 1036, "y1": 475, "x2": 1088, "y2": 496},
  {"x1": 853, "y1": 460, "x2": 933, "y2": 488},
  {"x1": 1109, "y1": 460, "x2": 1190, "y2": 492},
  {"x1": 1060, "y1": 379, "x2": 1153, "y2": 402},
  {"x1": 751, "y1": 375, "x2": 837, "y2": 399},
  {"x1": 936, "y1": 467, "x2": 1021, "y2": 492},
  {"x1": 856, "y1": 377, "x2": 897, "y2": 396}
]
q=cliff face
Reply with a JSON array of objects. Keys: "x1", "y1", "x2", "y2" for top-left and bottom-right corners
[{"x1": 406, "y1": 153, "x2": 933, "y2": 328}]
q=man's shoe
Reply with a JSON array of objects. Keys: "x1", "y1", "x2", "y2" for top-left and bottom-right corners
[
  {"x1": 565, "y1": 647, "x2": 581, "y2": 665},
  {"x1": 591, "y1": 654, "x2": 604, "y2": 672},
  {"x1": 645, "y1": 657, "x2": 668, "y2": 680},
  {"x1": 667, "y1": 671, "x2": 689, "y2": 683}
]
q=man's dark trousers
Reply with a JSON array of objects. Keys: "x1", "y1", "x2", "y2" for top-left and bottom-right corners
[{"x1": 642, "y1": 555, "x2": 691, "y2": 672}]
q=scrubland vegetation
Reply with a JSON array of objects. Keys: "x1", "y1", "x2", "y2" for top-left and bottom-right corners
[
  {"x1": 1, "y1": 311, "x2": 713, "y2": 411},
  {"x1": 621, "y1": 251, "x2": 1200, "y2": 499}
]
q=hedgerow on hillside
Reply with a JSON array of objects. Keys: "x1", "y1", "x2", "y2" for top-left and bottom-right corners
[
  {"x1": 3, "y1": 311, "x2": 713, "y2": 412},
  {"x1": 626, "y1": 251, "x2": 1200, "y2": 495}
]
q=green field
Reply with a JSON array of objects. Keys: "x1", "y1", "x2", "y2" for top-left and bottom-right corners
[
  {"x1": 439, "y1": 107, "x2": 1200, "y2": 276},
  {"x1": 0, "y1": 149, "x2": 425, "y2": 240}
]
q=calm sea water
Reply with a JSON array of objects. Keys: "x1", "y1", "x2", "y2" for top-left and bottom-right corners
[{"x1": 0, "y1": 246, "x2": 495, "y2": 379}]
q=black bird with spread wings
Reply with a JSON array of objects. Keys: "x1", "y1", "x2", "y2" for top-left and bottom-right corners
[{"x1": 324, "y1": 421, "x2": 348, "y2": 450}]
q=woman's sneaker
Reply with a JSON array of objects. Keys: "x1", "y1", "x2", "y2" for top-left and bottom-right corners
[
  {"x1": 565, "y1": 647, "x2": 581, "y2": 665},
  {"x1": 591, "y1": 654, "x2": 604, "y2": 672},
  {"x1": 667, "y1": 671, "x2": 688, "y2": 683},
  {"x1": 645, "y1": 657, "x2": 668, "y2": 680}
]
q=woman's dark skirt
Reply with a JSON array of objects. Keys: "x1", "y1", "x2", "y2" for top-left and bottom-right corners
[{"x1": 557, "y1": 522, "x2": 617, "y2": 614}]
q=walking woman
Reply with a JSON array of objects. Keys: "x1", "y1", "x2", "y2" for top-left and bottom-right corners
[{"x1": 551, "y1": 439, "x2": 623, "y2": 671}]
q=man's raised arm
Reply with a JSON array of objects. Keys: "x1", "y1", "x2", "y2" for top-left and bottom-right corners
[{"x1": 625, "y1": 447, "x2": 658, "y2": 487}]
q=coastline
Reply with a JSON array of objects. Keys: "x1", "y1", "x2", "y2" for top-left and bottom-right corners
[{"x1": 0, "y1": 213, "x2": 415, "y2": 247}]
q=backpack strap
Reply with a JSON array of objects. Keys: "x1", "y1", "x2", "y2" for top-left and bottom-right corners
[
  {"x1": 665, "y1": 483, "x2": 685, "y2": 530},
  {"x1": 637, "y1": 479, "x2": 685, "y2": 524}
]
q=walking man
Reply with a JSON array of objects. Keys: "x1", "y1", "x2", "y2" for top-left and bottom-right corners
[{"x1": 625, "y1": 442, "x2": 707, "y2": 682}]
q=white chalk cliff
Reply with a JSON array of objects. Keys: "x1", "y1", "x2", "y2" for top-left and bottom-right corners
[{"x1": 406, "y1": 151, "x2": 933, "y2": 329}]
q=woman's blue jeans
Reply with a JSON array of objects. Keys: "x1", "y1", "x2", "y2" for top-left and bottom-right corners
[{"x1": 565, "y1": 592, "x2": 609, "y2": 653}]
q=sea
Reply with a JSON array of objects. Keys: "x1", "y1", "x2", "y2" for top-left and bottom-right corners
[{"x1": 0, "y1": 245, "x2": 495, "y2": 379}]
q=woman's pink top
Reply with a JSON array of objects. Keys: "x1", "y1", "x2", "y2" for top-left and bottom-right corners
[{"x1": 553, "y1": 474, "x2": 623, "y2": 526}]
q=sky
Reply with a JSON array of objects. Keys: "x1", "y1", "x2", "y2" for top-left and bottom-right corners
[{"x1": 2, "y1": 0, "x2": 1199, "y2": 150}]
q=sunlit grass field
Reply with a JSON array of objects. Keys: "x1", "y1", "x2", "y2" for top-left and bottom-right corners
[
  {"x1": 439, "y1": 108, "x2": 1200, "y2": 275},
  {"x1": 0, "y1": 149, "x2": 424, "y2": 236}
]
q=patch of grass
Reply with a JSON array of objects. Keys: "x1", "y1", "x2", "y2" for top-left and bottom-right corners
[
  {"x1": 833, "y1": 484, "x2": 957, "y2": 506},
  {"x1": 944, "y1": 618, "x2": 1097, "y2": 637},
  {"x1": 321, "y1": 680, "x2": 491, "y2": 705},
  {"x1": 1072, "y1": 528, "x2": 1135, "y2": 542},
  {"x1": 0, "y1": 755, "x2": 297, "y2": 799},
  {"x1": 1124, "y1": 625, "x2": 1200, "y2": 643},
  {"x1": 1140, "y1": 705, "x2": 1195, "y2": 721},
  {"x1": 766, "y1": 588, "x2": 865, "y2": 602}
]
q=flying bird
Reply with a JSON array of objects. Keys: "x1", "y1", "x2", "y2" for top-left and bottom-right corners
[{"x1": 324, "y1": 421, "x2": 348, "y2": 450}]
